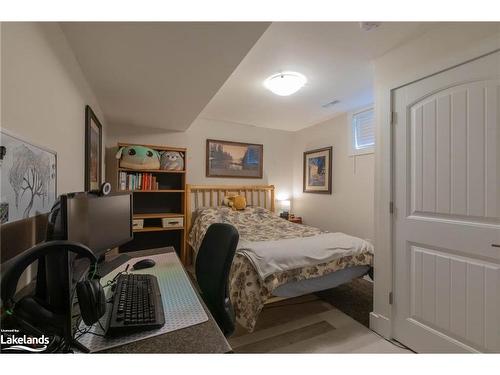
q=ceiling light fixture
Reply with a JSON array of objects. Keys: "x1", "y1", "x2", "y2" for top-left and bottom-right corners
[{"x1": 264, "y1": 71, "x2": 307, "y2": 96}]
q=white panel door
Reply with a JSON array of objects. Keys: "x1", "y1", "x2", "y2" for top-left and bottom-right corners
[{"x1": 392, "y1": 51, "x2": 500, "y2": 353}]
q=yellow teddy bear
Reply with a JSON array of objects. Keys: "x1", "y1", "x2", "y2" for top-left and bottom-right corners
[{"x1": 224, "y1": 195, "x2": 247, "y2": 210}]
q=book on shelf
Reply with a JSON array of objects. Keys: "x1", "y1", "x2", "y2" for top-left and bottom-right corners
[{"x1": 119, "y1": 171, "x2": 160, "y2": 191}]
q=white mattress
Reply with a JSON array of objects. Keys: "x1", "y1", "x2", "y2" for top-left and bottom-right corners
[{"x1": 272, "y1": 265, "x2": 370, "y2": 298}]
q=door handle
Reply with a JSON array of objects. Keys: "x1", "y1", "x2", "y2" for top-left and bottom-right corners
[{"x1": 492, "y1": 244, "x2": 500, "y2": 248}]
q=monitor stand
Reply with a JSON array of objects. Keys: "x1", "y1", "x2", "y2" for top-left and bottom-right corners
[{"x1": 94, "y1": 253, "x2": 131, "y2": 279}]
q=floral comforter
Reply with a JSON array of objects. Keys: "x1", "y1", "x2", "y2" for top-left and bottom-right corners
[{"x1": 188, "y1": 206, "x2": 373, "y2": 331}]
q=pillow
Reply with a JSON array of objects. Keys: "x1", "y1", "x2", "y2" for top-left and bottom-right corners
[{"x1": 115, "y1": 145, "x2": 160, "y2": 170}]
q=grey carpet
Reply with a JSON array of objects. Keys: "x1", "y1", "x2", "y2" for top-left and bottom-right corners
[{"x1": 315, "y1": 278, "x2": 373, "y2": 328}]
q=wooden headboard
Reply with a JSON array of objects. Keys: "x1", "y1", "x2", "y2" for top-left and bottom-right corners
[{"x1": 183, "y1": 184, "x2": 275, "y2": 264}]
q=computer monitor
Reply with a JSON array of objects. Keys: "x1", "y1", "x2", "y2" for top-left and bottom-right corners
[
  {"x1": 38, "y1": 191, "x2": 132, "y2": 345},
  {"x1": 63, "y1": 192, "x2": 133, "y2": 259}
]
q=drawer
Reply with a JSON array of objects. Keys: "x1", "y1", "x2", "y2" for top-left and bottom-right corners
[
  {"x1": 132, "y1": 219, "x2": 144, "y2": 229},
  {"x1": 162, "y1": 217, "x2": 184, "y2": 228}
]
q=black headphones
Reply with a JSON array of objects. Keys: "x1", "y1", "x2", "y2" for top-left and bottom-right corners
[
  {"x1": 45, "y1": 197, "x2": 107, "y2": 326},
  {"x1": 1, "y1": 240, "x2": 106, "y2": 334}
]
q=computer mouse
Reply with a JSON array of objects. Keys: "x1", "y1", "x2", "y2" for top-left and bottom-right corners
[{"x1": 132, "y1": 258, "x2": 156, "y2": 270}]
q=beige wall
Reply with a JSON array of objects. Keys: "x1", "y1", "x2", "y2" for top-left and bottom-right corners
[
  {"x1": 106, "y1": 117, "x2": 295, "y2": 198},
  {"x1": 371, "y1": 23, "x2": 500, "y2": 337},
  {"x1": 0, "y1": 23, "x2": 375, "y2": 255},
  {"x1": 108, "y1": 115, "x2": 375, "y2": 242},
  {"x1": 107, "y1": 114, "x2": 375, "y2": 240},
  {"x1": 1, "y1": 22, "x2": 108, "y2": 285},
  {"x1": 1, "y1": 22, "x2": 107, "y2": 195},
  {"x1": 292, "y1": 114, "x2": 374, "y2": 240}
]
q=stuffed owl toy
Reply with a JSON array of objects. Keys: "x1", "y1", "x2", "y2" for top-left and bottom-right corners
[
  {"x1": 116, "y1": 145, "x2": 160, "y2": 170},
  {"x1": 160, "y1": 151, "x2": 184, "y2": 171}
]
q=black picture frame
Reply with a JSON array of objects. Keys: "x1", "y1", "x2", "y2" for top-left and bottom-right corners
[
  {"x1": 303, "y1": 146, "x2": 332, "y2": 194},
  {"x1": 85, "y1": 105, "x2": 103, "y2": 191}
]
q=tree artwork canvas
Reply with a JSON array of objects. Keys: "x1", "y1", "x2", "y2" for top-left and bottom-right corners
[{"x1": 0, "y1": 131, "x2": 57, "y2": 224}]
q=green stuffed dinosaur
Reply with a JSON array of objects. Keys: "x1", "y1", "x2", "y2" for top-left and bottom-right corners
[{"x1": 116, "y1": 145, "x2": 160, "y2": 170}]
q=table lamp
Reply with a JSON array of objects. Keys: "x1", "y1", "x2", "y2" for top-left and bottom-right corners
[{"x1": 278, "y1": 199, "x2": 291, "y2": 219}]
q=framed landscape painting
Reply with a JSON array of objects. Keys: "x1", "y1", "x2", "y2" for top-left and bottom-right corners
[
  {"x1": 85, "y1": 105, "x2": 103, "y2": 191},
  {"x1": 206, "y1": 139, "x2": 263, "y2": 178},
  {"x1": 303, "y1": 146, "x2": 332, "y2": 194}
]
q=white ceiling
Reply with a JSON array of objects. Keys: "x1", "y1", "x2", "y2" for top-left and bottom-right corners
[
  {"x1": 200, "y1": 22, "x2": 439, "y2": 131},
  {"x1": 61, "y1": 22, "x2": 270, "y2": 131}
]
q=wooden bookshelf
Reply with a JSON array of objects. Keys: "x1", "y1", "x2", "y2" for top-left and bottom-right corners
[
  {"x1": 118, "y1": 167, "x2": 186, "y2": 174},
  {"x1": 133, "y1": 213, "x2": 184, "y2": 219},
  {"x1": 118, "y1": 142, "x2": 186, "y2": 152},
  {"x1": 107, "y1": 142, "x2": 187, "y2": 262},
  {"x1": 133, "y1": 226, "x2": 184, "y2": 233}
]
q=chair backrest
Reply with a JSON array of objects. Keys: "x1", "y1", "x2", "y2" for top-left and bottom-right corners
[{"x1": 195, "y1": 223, "x2": 239, "y2": 336}]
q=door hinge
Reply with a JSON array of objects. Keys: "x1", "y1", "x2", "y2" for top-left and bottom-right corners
[
  {"x1": 389, "y1": 292, "x2": 393, "y2": 305},
  {"x1": 391, "y1": 111, "x2": 397, "y2": 125},
  {"x1": 389, "y1": 201, "x2": 394, "y2": 214}
]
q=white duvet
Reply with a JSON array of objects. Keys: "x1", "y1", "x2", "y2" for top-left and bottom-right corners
[{"x1": 237, "y1": 232, "x2": 374, "y2": 280}]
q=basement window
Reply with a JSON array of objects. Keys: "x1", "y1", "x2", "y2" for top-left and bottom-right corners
[{"x1": 349, "y1": 107, "x2": 375, "y2": 155}]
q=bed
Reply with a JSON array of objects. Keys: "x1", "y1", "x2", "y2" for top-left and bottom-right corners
[{"x1": 185, "y1": 184, "x2": 374, "y2": 332}]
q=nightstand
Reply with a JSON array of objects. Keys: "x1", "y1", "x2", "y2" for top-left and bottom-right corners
[{"x1": 288, "y1": 216, "x2": 302, "y2": 224}]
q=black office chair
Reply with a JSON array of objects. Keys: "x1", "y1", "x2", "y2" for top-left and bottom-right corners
[{"x1": 195, "y1": 223, "x2": 239, "y2": 336}]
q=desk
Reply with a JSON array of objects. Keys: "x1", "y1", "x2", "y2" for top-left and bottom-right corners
[{"x1": 102, "y1": 247, "x2": 231, "y2": 353}]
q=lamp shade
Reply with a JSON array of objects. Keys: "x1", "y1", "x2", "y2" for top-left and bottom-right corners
[{"x1": 279, "y1": 199, "x2": 291, "y2": 212}]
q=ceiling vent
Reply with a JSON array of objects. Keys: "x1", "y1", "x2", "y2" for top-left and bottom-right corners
[
  {"x1": 359, "y1": 22, "x2": 381, "y2": 31},
  {"x1": 321, "y1": 100, "x2": 340, "y2": 108}
]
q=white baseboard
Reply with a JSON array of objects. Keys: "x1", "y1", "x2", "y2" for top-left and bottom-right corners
[{"x1": 369, "y1": 312, "x2": 392, "y2": 338}]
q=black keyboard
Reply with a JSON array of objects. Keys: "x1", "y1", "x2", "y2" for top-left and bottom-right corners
[{"x1": 107, "y1": 274, "x2": 165, "y2": 336}]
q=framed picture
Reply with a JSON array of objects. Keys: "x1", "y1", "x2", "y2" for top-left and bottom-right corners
[
  {"x1": 0, "y1": 129, "x2": 57, "y2": 223},
  {"x1": 303, "y1": 146, "x2": 332, "y2": 194},
  {"x1": 206, "y1": 139, "x2": 263, "y2": 178},
  {"x1": 85, "y1": 105, "x2": 103, "y2": 191}
]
